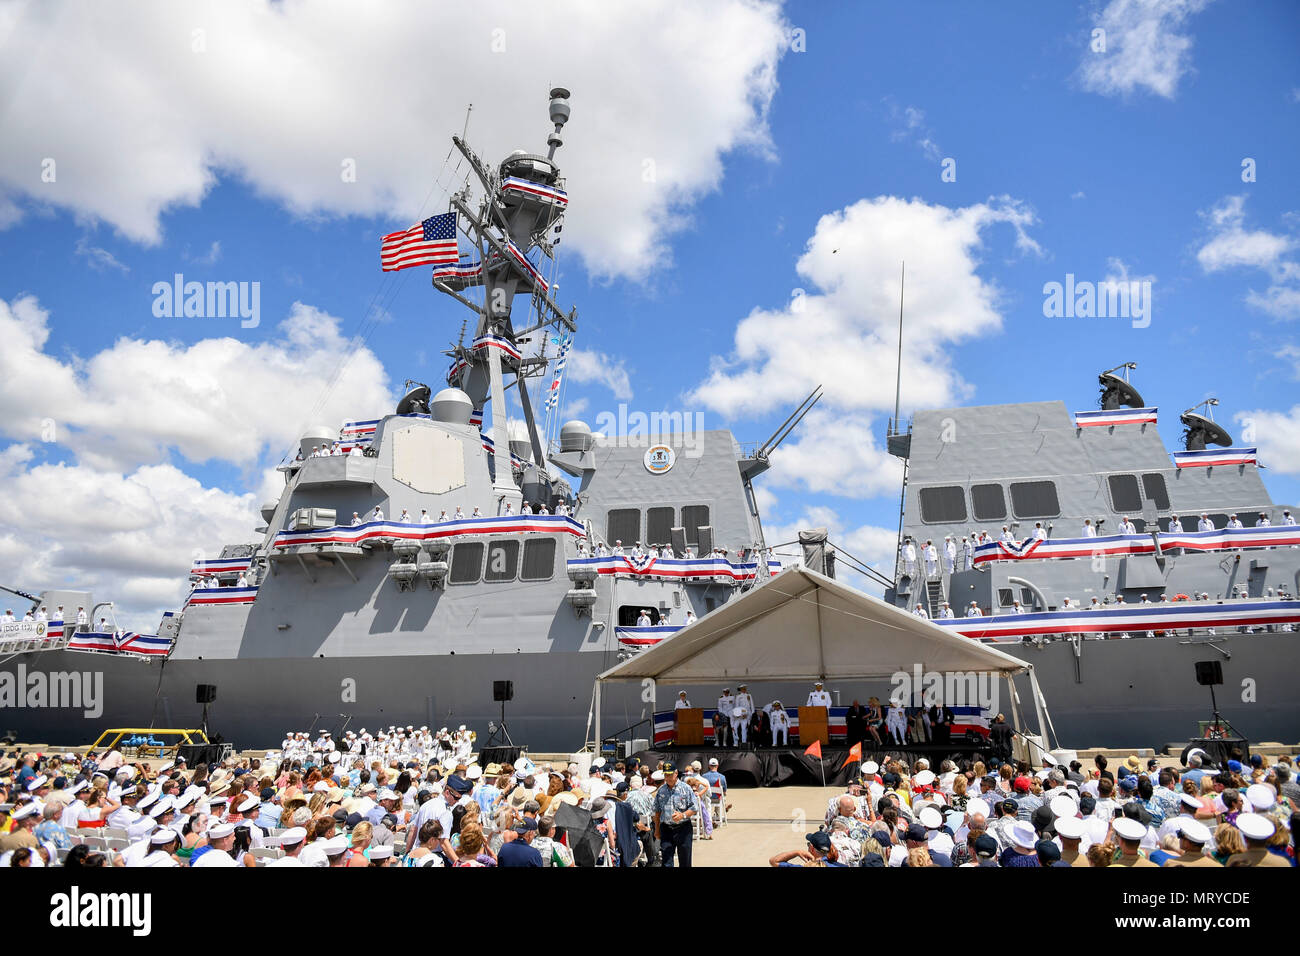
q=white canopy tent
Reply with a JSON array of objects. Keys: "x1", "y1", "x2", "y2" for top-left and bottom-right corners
[{"x1": 593, "y1": 566, "x2": 1057, "y2": 753}]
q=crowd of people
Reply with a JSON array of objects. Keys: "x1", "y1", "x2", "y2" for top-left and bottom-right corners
[
  {"x1": 770, "y1": 749, "x2": 1298, "y2": 867},
  {"x1": 0, "y1": 729, "x2": 731, "y2": 868}
]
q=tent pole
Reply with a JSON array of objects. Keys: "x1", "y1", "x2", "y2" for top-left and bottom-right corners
[
  {"x1": 593, "y1": 680, "x2": 602, "y2": 756},
  {"x1": 1006, "y1": 673, "x2": 1025, "y2": 759},
  {"x1": 1027, "y1": 665, "x2": 1056, "y2": 752}
]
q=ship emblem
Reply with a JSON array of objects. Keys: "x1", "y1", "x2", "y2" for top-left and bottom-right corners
[{"x1": 643, "y1": 444, "x2": 676, "y2": 475}]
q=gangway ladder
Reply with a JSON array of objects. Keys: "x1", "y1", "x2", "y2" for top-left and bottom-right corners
[{"x1": 924, "y1": 576, "x2": 947, "y2": 619}]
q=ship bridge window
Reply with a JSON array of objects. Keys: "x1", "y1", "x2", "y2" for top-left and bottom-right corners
[
  {"x1": 1107, "y1": 474, "x2": 1143, "y2": 513},
  {"x1": 646, "y1": 507, "x2": 675, "y2": 546},
  {"x1": 681, "y1": 505, "x2": 711, "y2": 546},
  {"x1": 1141, "y1": 473, "x2": 1170, "y2": 511},
  {"x1": 918, "y1": 486, "x2": 967, "y2": 524},
  {"x1": 971, "y1": 483, "x2": 1007, "y2": 521},
  {"x1": 449, "y1": 542, "x2": 484, "y2": 584},
  {"x1": 520, "y1": 538, "x2": 556, "y2": 581},
  {"x1": 997, "y1": 588, "x2": 1015, "y2": 608},
  {"x1": 619, "y1": 606, "x2": 660, "y2": 626},
  {"x1": 484, "y1": 540, "x2": 519, "y2": 582},
  {"x1": 1009, "y1": 480, "x2": 1060, "y2": 519},
  {"x1": 606, "y1": 509, "x2": 640, "y2": 547}
]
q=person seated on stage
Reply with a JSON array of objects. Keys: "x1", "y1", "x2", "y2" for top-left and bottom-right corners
[
  {"x1": 674, "y1": 691, "x2": 692, "y2": 710},
  {"x1": 769, "y1": 701, "x2": 791, "y2": 746},
  {"x1": 864, "y1": 697, "x2": 885, "y2": 746},
  {"x1": 749, "y1": 706, "x2": 770, "y2": 746}
]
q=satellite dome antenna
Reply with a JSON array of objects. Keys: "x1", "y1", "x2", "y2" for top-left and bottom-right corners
[
  {"x1": 1180, "y1": 398, "x2": 1233, "y2": 450},
  {"x1": 396, "y1": 380, "x2": 432, "y2": 416},
  {"x1": 1097, "y1": 362, "x2": 1144, "y2": 410}
]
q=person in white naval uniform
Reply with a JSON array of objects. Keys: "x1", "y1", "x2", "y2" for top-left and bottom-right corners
[
  {"x1": 503, "y1": 501, "x2": 514, "y2": 515},
  {"x1": 636, "y1": 609, "x2": 653, "y2": 627},
  {"x1": 769, "y1": 702, "x2": 791, "y2": 746},
  {"x1": 807, "y1": 682, "x2": 832, "y2": 708},
  {"x1": 1082, "y1": 518, "x2": 1097, "y2": 537},
  {"x1": 674, "y1": 691, "x2": 692, "y2": 709},
  {"x1": 901, "y1": 538, "x2": 917, "y2": 577},
  {"x1": 348, "y1": 443, "x2": 362, "y2": 457},
  {"x1": 922, "y1": 540, "x2": 939, "y2": 578},
  {"x1": 370, "y1": 506, "x2": 384, "y2": 522},
  {"x1": 967, "y1": 601, "x2": 983, "y2": 617},
  {"x1": 76, "y1": 607, "x2": 88, "y2": 629},
  {"x1": 1168, "y1": 514, "x2": 1183, "y2": 533},
  {"x1": 732, "y1": 685, "x2": 754, "y2": 746},
  {"x1": 999, "y1": 526, "x2": 1015, "y2": 546},
  {"x1": 943, "y1": 536, "x2": 957, "y2": 573},
  {"x1": 419, "y1": 509, "x2": 431, "y2": 523},
  {"x1": 885, "y1": 699, "x2": 907, "y2": 745},
  {"x1": 912, "y1": 603, "x2": 929, "y2": 619},
  {"x1": 684, "y1": 609, "x2": 697, "y2": 625},
  {"x1": 961, "y1": 536, "x2": 974, "y2": 570},
  {"x1": 1226, "y1": 514, "x2": 1243, "y2": 530},
  {"x1": 453, "y1": 506, "x2": 465, "y2": 520},
  {"x1": 35, "y1": 606, "x2": 47, "y2": 624},
  {"x1": 611, "y1": 539, "x2": 624, "y2": 556},
  {"x1": 939, "y1": 602, "x2": 955, "y2": 618},
  {"x1": 1011, "y1": 600, "x2": 1026, "y2": 614},
  {"x1": 1197, "y1": 514, "x2": 1215, "y2": 533},
  {"x1": 715, "y1": 688, "x2": 735, "y2": 746},
  {"x1": 351, "y1": 512, "x2": 362, "y2": 526},
  {"x1": 1032, "y1": 522, "x2": 1047, "y2": 541},
  {"x1": 191, "y1": 823, "x2": 238, "y2": 867},
  {"x1": 471, "y1": 506, "x2": 483, "y2": 518},
  {"x1": 397, "y1": 509, "x2": 411, "y2": 523}
]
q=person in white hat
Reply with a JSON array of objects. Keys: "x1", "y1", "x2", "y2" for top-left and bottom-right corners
[
  {"x1": 807, "y1": 681, "x2": 831, "y2": 708},
  {"x1": 1159, "y1": 818, "x2": 1220, "y2": 867},
  {"x1": 769, "y1": 701, "x2": 791, "y2": 746},
  {"x1": 1053, "y1": 814, "x2": 1088, "y2": 866},
  {"x1": 731, "y1": 685, "x2": 753, "y2": 747},
  {"x1": 191, "y1": 822, "x2": 238, "y2": 867},
  {"x1": 1226, "y1": 812, "x2": 1288, "y2": 866},
  {"x1": 267, "y1": 826, "x2": 308, "y2": 866},
  {"x1": 1109, "y1": 816, "x2": 1157, "y2": 867},
  {"x1": 138, "y1": 828, "x2": 181, "y2": 867}
]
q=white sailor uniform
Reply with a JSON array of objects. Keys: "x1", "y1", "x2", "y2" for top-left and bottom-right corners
[
  {"x1": 732, "y1": 690, "x2": 754, "y2": 745},
  {"x1": 944, "y1": 538, "x2": 957, "y2": 573},
  {"x1": 807, "y1": 688, "x2": 832, "y2": 707},
  {"x1": 885, "y1": 702, "x2": 907, "y2": 744},
  {"x1": 715, "y1": 693, "x2": 734, "y2": 744},
  {"x1": 770, "y1": 706, "x2": 790, "y2": 746}
]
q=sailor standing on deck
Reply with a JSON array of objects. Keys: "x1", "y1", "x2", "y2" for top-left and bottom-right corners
[
  {"x1": 961, "y1": 535, "x2": 974, "y2": 570},
  {"x1": 397, "y1": 509, "x2": 411, "y2": 523},
  {"x1": 1227, "y1": 513, "x2": 1243, "y2": 530},
  {"x1": 684, "y1": 609, "x2": 697, "y2": 625},
  {"x1": 636, "y1": 609, "x2": 652, "y2": 627},
  {"x1": 419, "y1": 509, "x2": 430, "y2": 523},
  {"x1": 715, "y1": 689, "x2": 734, "y2": 747},
  {"x1": 1032, "y1": 522, "x2": 1047, "y2": 541},
  {"x1": 901, "y1": 537, "x2": 917, "y2": 577},
  {"x1": 35, "y1": 606, "x2": 47, "y2": 624},
  {"x1": 371, "y1": 505, "x2": 384, "y2": 522},
  {"x1": 769, "y1": 702, "x2": 790, "y2": 746},
  {"x1": 1082, "y1": 518, "x2": 1096, "y2": 537},
  {"x1": 940, "y1": 601, "x2": 955, "y2": 618},
  {"x1": 967, "y1": 601, "x2": 982, "y2": 617},
  {"x1": 913, "y1": 603, "x2": 929, "y2": 619},
  {"x1": 351, "y1": 512, "x2": 362, "y2": 525},
  {"x1": 807, "y1": 682, "x2": 832, "y2": 708},
  {"x1": 1198, "y1": 513, "x2": 1214, "y2": 532},
  {"x1": 944, "y1": 536, "x2": 957, "y2": 573},
  {"x1": 999, "y1": 526, "x2": 1015, "y2": 546},
  {"x1": 732, "y1": 685, "x2": 754, "y2": 746},
  {"x1": 1118, "y1": 516, "x2": 1136, "y2": 535},
  {"x1": 923, "y1": 540, "x2": 939, "y2": 578},
  {"x1": 76, "y1": 607, "x2": 88, "y2": 629}
]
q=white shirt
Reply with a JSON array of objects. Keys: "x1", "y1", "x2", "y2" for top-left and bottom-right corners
[
  {"x1": 807, "y1": 690, "x2": 832, "y2": 706},
  {"x1": 675, "y1": 697, "x2": 692, "y2": 709},
  {"x1": 1198, "y1": 518, "x2": 1214, "y2": 532},
  {"x1": 397, "y1": 511, "x2": 411, "y2": 523},
  {"x1": 351, "y1": 514, "x2": 362, "y2": 525},
  {"x1": 770, "y1": 709, "x2": 790, "y2": 730},
  {"x1": 1082, "y1": 523, "x2": 1096, "y2": 537},
  {"x1": 733, "y1": 693, "x2": 754, "y2": 717},
  {"x1": 371, "y1": 508, "x2": 384, "y2": 521},
  {"x1": 1227, "y1": 518, "x2": 1243, "y2": 529},
  {"x1": 420, "y1": 511, "x2": 430, "y2": 523},
  {"x1": 267, "y1": 855, "x2": 304, "y2": 867},
  {"x1": 191, "y1": 848, "x2": 237, "y2": 867},
  {"x1": 684, "y1": 611, "x2": 697, "y2": 625},
  {"x1": 636, "y1": 613, "x2": 652, "y2": 626},
  {"x1": 967, "y1": 605, "x2": 983, "y2": 617},
  {"x1": 1168, "y1": 519, "x2": 1183, "y2": 533}
]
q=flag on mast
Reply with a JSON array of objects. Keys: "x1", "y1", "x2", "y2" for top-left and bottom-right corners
[{"x1": 380, "y1": 213, "x2": 459, "y2": 272}]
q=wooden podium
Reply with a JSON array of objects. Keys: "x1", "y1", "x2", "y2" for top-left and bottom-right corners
[
  {"x1": 674, "y1": 708, "x2": 705, "y2": 746},
  {"x1": 798, "y1": 706, "x2": 829, "y2": 746}
]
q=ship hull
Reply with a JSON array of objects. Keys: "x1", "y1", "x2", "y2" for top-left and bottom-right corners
[{"x1": 3, "y1": 631, "x2": 1297, "y2": 752}]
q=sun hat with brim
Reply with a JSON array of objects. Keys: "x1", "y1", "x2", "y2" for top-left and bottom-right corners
[{"x1": 1009, "y1": 821, "x2": 1037, "y2": 850}]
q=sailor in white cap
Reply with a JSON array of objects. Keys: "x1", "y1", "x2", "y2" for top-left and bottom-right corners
[
  {"x1": 900, "y1": 537, "x2": 917, "y2": 577},
  {"x1": 943, "y1": 535, "x2": 957, "y2": 573},
  {"x1": 912, "y1": 601, "x2": 928, "y2": 618},
  {"x1": 961, "y1": 534, "x2": 974, "y2": 570},
  {"x1": 1118, "y1": 515, "x2": 1137, "y2": 535},
  {"x1": 60, "y1": 782, "x2": 92, "y2": 830},
  {"x1": 939, "y1": 601, "x2": 955, "y2": 618},
  {"x1": 106, "y1": 785, "x2": 142, "y2": 829},
  {"x1": 715, "y1": 688, "x2": 735, "y2": 747},
  {"x1": 1197, "y1": 512, "x2": 1214, "y2": 533},
  {"x1": 397, "y1": 509, "x2": 411, "y2": 523},
  {"x1": 322, "y1": 835, "x2": 351, "y2": 867},
  {"x1": 636, "y1": 608, "x2": 653, "y2": 627},
  {"x1": 922, "y1": 539, "x2": 939, "y2": 578},
  {"x1": 1160, "y1": 818, "x2": 1220, "y2": 867},
  {"x1": 370, "y1": 505, "x2": 385, "y2": 522},
  {"x1": 1110, "y1": 816, "x2": 1157, "y2": 866},
  {"x1": 1157, "y1": 791, "x2": 1205, "y2": 843},
  {"x1": 884, "y1": 696, "x2": 907, "y2": 746},
  {"x1": 351, "y1": 511, "x2": 363, "y2": 526},
  {"x1": 769, "y1": 701, "x2": 791, "y2": 746},
  {"x1": 966, "y1": 600, "x2": 982, "y2": 617},
  {"x1": 674, "y1": 690, "x2": 692, "y2": 710},
  {"x1": 191, "y1": 822, "x2": 239, "y2": 867},
  {"x1": 807, "y1": 682, "x2": 832, "y2": 708},
  {"x1": 1081, "y1": 518, "x2": 1096, "y2": 537},
  {"x1": 138, "y1": 828, "x2": 181, "y2": 867},
  {"x1": 267, "y1": 826, "x2": 308, "y2": 866},
  {"x1": 1053, "y1": 814, "x2": 1088, "y2": 866},
  {"x1": 732, "y1": 684, "x2": 754, "y2": 746},
  {"x1": 1226, "y1": 812, "x2": 1287, "y2": 866}
]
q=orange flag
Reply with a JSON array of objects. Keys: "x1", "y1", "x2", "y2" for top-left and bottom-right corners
[
  {"x1": 804, "y1": 739, "x2": 822, "y2": 759},
  {"x1": 840, "y1": 741, "x2": 862, "y2": 769}
]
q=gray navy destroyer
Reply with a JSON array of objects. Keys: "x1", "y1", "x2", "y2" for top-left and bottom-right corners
[
  {"x1": 0, "y1": 89, "x2": 786, "y2": 751},
  {"x1": 884, "y1": 364, "x2": 1300, "y2": 747}
]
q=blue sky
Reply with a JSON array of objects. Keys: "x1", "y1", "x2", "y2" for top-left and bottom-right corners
[{"x1": 0, "y1": 0, "x2": 1298, "y2": 623}]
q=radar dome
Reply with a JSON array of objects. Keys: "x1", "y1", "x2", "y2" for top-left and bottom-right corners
[
  {"x1": 431, "y1": 388, "x2": 473, "y2": 425},
  {"x1": 559, "y1": 420, "x2": 594, "y2": 453},
  {"x1": 299, "y1": 426, "x2": 335, "y2": 459}
]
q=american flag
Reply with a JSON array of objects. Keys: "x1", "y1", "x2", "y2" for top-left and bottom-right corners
[{"x1": 380, "y1": 213, "x2": 459, "y2": 272}]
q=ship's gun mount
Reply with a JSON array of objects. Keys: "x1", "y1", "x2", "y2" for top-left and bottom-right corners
[
  {"x1": 1180, "y1": 398, "x2": 1233, "y2": 451},
  {"x1": 1098, "y1": 362, "x2": 1144, "y2": 410}
]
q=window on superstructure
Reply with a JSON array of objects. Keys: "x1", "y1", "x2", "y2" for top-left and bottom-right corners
[
  {"x1": 1107, "y1": 474, "x2": 1142, "y2": 513},
  {"x1": 971, "y1": 483, "x2": 1007, "y2": 521},
  {"x1": 997, "y1": 588, "x2": 1014, "y2": 608},
  {"x1": 918, "y1": 486, "x2": 967, "y2": 524},
  {"x1": 448, "y1": 543, "x2": 484, "y2": 585},
  {"x1": 484, "y1": 540, "x2": 520, "y2": 582},
  {"x1": 1141, "y1": 473, "x2": 1170, "y2": 511},
  {"x1": 646, "y1": 508, "x2": 675, "y2": 546},
  {"x1": 520, "y1": 538, "x2": 556, "y2": 581},
  {"x1": 606, "y1": 509, "x2": 641, "y2": 547},
  {"x1": 681, "y1": 506, "x2": 711, "y2": 547},
  {"x1": 1009, "y1": 481, "x2": 1060, "y2": 519}
]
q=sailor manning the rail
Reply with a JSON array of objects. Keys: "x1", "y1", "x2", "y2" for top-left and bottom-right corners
[
  {"x1": 1118, "y1": 516, "x2": 1136, "y2": 535},
  {"x1": 397, "y1": 509, "x2": 411, "y2": 523},
  {"x1": 685, "y1": 609, "x2": 697, "y2": 625},
  {"x1": 901, "y1": 537, "x2": 917, "y2": 576},
  {"x1": 454, "y1": 506, "x2": 465, "y2": 520},
  {"x1": 732, "y1": 685, "x2": 754, "y2": 745},
  {"x1": 769, "y1": 702, "x2": 790, "y2": 746},
  {"x1": 1032, "y1": 522, "x2": 1047, "y2": 541},
  {"x1": 944, "y1": 536, "x2": 957, "y2": 573},
  {"x1": 1082, "y1": 518, "x2": 1096, "y2": 537},
  {"x1": 913, "y1": 603, "x2": 928, "y2": 619},
  {"x1": 966, "y1": 601, "x2": 982, "y2": 617},
  {"x1": 351, "y1": 512, "x2": 362, "y2": 525},
  {"x1": 807, "y1": 682, "x2": 832, "y2": 707},
  {"x1": 419, "y1": 509, "x2": 430, "y2": 523},
  {"x1": 940, "y1": 601, "x2": 955, "y2": 618},
  {"x1": 1198, "y1": 513, "x2": 1214, "y2": 532},
  {"x1": 999, "y1": 526, "x2": 1015, "y2": 546},
  {"x1": 636, "y1": 609, "x2": 652, "y2": 627},
  {"x1": 923, "y1": 540, "x2": 938, "y2": 577},
  {"x1": 371, "y1": 506, "x2": 384, "y2": 522},
  {"x1": 1227, "y1": 513, "x2": 1243, "y2": 530}
]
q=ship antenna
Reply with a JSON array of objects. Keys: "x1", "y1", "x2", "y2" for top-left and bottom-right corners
[
  {"x1": 892, "y1": 261, "x2": 905, "y2": 430},
  {"x1": 461, "y1": 102, "x2": 473, "y2": 141}
]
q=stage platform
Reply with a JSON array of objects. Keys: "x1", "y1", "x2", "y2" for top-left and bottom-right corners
[{"x1": 631, "y1": 742, "x2": 997, "y2": 788}]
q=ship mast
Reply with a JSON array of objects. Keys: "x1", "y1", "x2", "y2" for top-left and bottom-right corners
[{"x1": 435, "y1": 88, "x2": 578, "y2": 507}]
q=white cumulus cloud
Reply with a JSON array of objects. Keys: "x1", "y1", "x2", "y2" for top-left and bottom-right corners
[
  {"x1": 0, "y1": 0, "x2": 788, "y2": 282},
  {"x1": 1079, "y1": 0, "x2": 1213, "y2": 99},
  {"x1": 1195, "y1": 195, "x2": 1300, "y2": 320}
]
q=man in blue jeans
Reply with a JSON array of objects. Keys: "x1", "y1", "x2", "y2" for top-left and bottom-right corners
[{"x1": 653, "y1": 762, "x2": 697, "y2": 867}]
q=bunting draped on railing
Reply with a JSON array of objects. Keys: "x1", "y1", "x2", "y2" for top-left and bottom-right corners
[
  {"x1": 185, "y1": 586, "x2": 259, "y2": 607},
  {"x1": 1172, "y1": 447, "x2": 1258, "y2": 468},
  {"x1": 500, "y1": 176, "x2": 568, "y2": 208},
  {"x1": 504, "y1": 238, "x2": 549, "y2": 293},
  {"x1": 972, "y1": 525, "x2": 1300, "y2": 566},
  {"x1": 931, "y1": 599, "x2": 1300, "y2": 641},
  {"x1": 1074, "y1": 407, "x2": 1157, "y2": 427},
  {"x1": 431, "y1": 258, "x2": 484, "y2": 284},
  {"x1": 471, "y1": 333, "x2": 522, "y2": 362},
  {"x1": 614, "y1": 624, "x2": 684, "y2": 646},
  {"x1": 568, "y1": 555, "x2": 783, "y2": 583},
  {"x1": 650, "y1": 707, "x2": 986, "y2": 746},
  {"x1": 272, "y1": 515, "x2": 586, "y2": 550},
  {"x1": 190, "y1": 557, "x2": 251, "y2": 576},
  {"x1": 67, "y1": 630, "x2": 174, "y2": 657}
]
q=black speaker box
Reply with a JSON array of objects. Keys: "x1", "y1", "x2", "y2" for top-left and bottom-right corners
[
  {"x1": 478, "y1": 745, "x2": 522, "y2": 768},
  {"x1": 195, "y1": 683, "x2": 217, "y2": 703},
  {"x1": 1194, "y1": 661, "x2": 1223, "y2": 686},
  {"x1": 493, "y1": 680, "x2": 514, "y2": 702}
]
